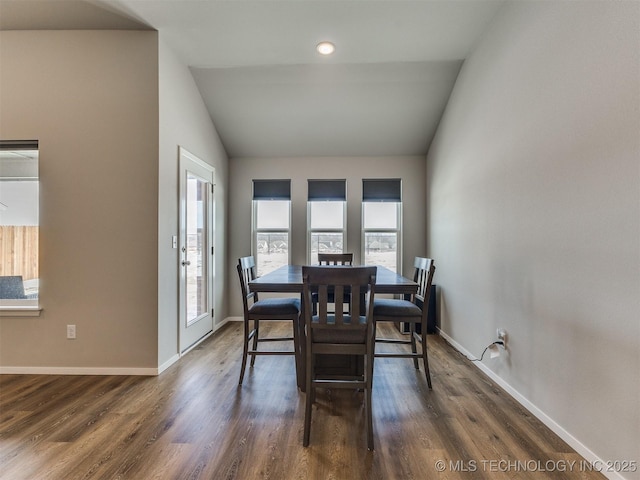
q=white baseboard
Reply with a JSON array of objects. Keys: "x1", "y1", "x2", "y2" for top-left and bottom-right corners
[
  {"x1": 157, "y1": 354, "x2": 180, "y2": 374},
  {"x1": 0, "y1": 366, "x2": 158, "y2": 375},
  {"x1": 436, "y1": 328, "x2": 626, "y2": 480}
]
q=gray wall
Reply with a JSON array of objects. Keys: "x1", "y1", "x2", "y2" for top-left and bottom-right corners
[
  {"x1": 427, "y1": 1, "x2": 639, "y2": 471},
  {"x1": 228, "y1": 156, "x2": 426, "y2": 316},
  {"x1": 0, "y1": 31, "x2": 160, "y2": 370},
  {"x1": 157, "y1": 39, "x2": 229, "y2": 367}
]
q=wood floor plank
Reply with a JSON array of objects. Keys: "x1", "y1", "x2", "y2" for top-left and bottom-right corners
[{"x1": 0, "y1": 322, "x2": 605, "y2": 480}]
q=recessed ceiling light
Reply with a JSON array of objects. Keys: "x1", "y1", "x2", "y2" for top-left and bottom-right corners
[{"x1": 316, "y1": 42, "x2": 335, "y2": 55}]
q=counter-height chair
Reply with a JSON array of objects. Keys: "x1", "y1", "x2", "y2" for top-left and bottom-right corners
[
  {"x1": 373, "y1": 257, "x2": 436, "y2": 388},
  {"x1": 237, "y1": 256, "x2": 300, "y2": 385},
  {"x1": 317, "y1": 253, "x2": 353, "y2": 265},
  {"x1": 302, "y1": 265, "x2": 377, "y2": 450},
  {"x1": 315, "y1": 253, "x2": 354, "y2": 314}
]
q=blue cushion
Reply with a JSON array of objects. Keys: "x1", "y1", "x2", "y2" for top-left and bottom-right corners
[
  {"x1": 0, "y1": 276, "x2": 27, "y2": 300},
  {"x1": 373, "y1": 298, "x2": 421, "y2": 317},
  {"x1": 249, "y1": 297, "x2": 300, "y2": 315}
]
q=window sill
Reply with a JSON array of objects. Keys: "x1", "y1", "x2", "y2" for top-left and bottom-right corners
[{"x1": 0, "y1": 306, "x2": 42, "y2": 317}]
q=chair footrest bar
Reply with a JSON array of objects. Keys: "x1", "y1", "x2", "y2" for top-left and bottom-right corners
[
  {"x1": 248, "y1": 351, "x2": 295, "y2": 355},
  {"x1": 374, "y1": 352, "x2": 421, "y2": 358},
  {"x1": 313, "y1": 379, "x2": 367, "y2": 389},
  {"x1": 256, "y1": 337, "x2": 294, "y2": 342},
  {"x1": 375, "y1": 338, "x2": 412, "y2": 345}
]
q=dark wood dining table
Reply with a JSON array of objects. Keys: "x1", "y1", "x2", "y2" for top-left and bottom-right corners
[{"x1": 249, "y1": 264, "x2": 418, "y2": 391}]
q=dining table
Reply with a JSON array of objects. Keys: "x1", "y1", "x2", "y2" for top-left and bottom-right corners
[{"x1": 249, "y1": 264, "x2": 418, "y2": 391}]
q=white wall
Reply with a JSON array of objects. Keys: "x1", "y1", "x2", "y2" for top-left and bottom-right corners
[
  {"x1": 427, "y1": 1, "x2": 639, "y2": 475},
  {"x1": 228, "y1": 156, "x2": 426, "y2": 316},
  {"x1": 158, "y1": 39, "x2": 229, "y2": 366},
  {"x1": 0, "y1": 31, "x2": 160, "y2": 370}
]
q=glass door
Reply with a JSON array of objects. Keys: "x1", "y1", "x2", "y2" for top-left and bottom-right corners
[{"x1": 179, "y1": 147, "x2": 214, "y2": 353}]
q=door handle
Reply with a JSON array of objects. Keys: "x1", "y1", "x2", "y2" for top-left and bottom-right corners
[{"x1": 182, "y1": 260, "x2": 191, "y2": 266}]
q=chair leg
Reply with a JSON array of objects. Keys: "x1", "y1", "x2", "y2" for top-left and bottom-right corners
[
  {"x1": 421, "y1": 331, "x2": 432, "y2": 389},
  {"x1": 250, "y1": 319, "x2": 259, "y2": 367},
  {"x1": 371, "y1": 323, "x2": 376, "y2": 373},
  {"x1": 365, "y1": 352, "x2": 374, "y2": 451},
  {"x1": 292, "y1": 314, "x2": 300, "y2": 356},
  {"x1": 410, "y1": 323, "x2": 419, "y2": 370},
  {"x1": 239, "y1": 319, "x2": 250, "y2": 385},
  {"x1": 303, "y1": 348, "x2": 313, "y2": 447}
]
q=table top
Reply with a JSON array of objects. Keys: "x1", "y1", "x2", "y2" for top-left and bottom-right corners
[{"x1": 249, "y1": 264, "x2": 417, "y2": 295}]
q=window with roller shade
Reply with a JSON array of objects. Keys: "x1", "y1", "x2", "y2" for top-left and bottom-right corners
[
  {"x1": 252, "y1": 179, "x2": 291, "y2": 276},
  {"x1": 307, "y1": 179, "x2": 346, "y2": 265},
  {"x1": 362, "y1": 179, "x2": 402, "y2": 272}
]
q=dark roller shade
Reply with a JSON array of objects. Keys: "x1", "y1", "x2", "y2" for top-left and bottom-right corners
[
  {"x1": 308, "y1": 179, "x2": 346, "y2": 201},
  {"x1": 253, "y1": 179, "x2": 291, "y2": 200},
  {"x1": 0, "y1": 140, "x2": 38, "y2": 150},
  {"x1": 362, "y1": 179, "x2": 401, "y2": 202}
]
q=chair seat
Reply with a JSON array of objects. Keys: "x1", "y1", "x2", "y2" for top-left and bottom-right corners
[
  {"x1": 311, "y1": 315, "x2": 367, "y2": 343},
  {"x1": 373, "y1": 298, "x2": 421, "y2": 317},
  {"x1": 249, "y1": 297, "x2": 300, "y2": 315}
]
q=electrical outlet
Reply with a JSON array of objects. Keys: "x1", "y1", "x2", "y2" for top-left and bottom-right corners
[
  {"x1": 67, "y1": 324, "x2": 76, "y2": 339},
  {"x1": 497, "y1": 328, "x2": 507, "y2": 347}
]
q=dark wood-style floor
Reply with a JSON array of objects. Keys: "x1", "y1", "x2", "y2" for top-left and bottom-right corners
[{"x1": 0, "y1": 322, "x2": 603, "y2": 480}]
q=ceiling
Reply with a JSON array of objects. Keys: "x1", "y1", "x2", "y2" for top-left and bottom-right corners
[{"x1": 0, "y1": 0, "x2": 505, "y2": 158}]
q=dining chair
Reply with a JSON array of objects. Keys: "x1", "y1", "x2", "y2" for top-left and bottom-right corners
[
  {"x1": 373, "y1": 257, "x2": 436, "y2": 388},
  {"x1": 317, "y1": 253, "x2": 354, "y2": 265},
  {"x1": 302, "y1": 265, "x2": 377, "y2": 450},
  {"x1": 236, "y1": 256, "x2": 300, "y2": 385},
  {"x1": 315, "y1": 253, "x2": 354, "y2": 314}
]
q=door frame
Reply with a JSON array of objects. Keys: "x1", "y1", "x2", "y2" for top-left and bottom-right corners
[{"x1": 178, "y1": 146, "x2": 215, "y2": 353}]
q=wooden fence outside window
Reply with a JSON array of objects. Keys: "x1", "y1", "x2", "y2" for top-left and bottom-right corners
[{"x1": 0, "y1": 226, "x2": 38, "y2": 280}]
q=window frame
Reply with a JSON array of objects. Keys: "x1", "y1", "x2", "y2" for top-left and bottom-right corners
[
  {"x1": 361, "y1": 179, "x2": 402, "y2": 273},
  {"x1": 307, "y1": 201, "x2": 347, "y2": 265},
  {"x1": 306, "y1": 179, "x2": 347, "y2": 265},
  {"x1": 251, "y1": 180, "x2": 292, "y2": 277}
]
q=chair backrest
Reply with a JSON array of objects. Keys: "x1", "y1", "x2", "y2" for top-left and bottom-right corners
[
  {"x1": 0, "y1": 276, "x2": 27, "y2": 299},
  {"x1": 237, "y1": 256, "x2": 258, "y2": 312},
  {"x1": 412, "y1": 257, "x2": 436, "y2": 315},
  {"x1": 303, "y1": 266, "x2": 376, "y2": 330},
  {"x1": 317, "y1": 253, "x2": 354, "y2": 266}
]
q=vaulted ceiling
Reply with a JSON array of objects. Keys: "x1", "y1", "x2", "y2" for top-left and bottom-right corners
[{"x1": 0, "y1": 0, "x2": 505, "y2": 158}]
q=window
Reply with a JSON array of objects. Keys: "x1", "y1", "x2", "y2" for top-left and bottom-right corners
[
  {"x1": 362, "y1": 179, "x2": 401, "y2": 272},
  {"x1": 0, "y1": 140, "x2": 39, "y2": 309},
  {"x1": 252, "y1": 180, "x2": 291, "y2": 276},
  {"x1": 307, "y1": 180, "x2": 346, "y2": 265}
]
